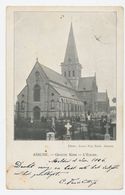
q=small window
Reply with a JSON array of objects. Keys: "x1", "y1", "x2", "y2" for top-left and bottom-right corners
[
  {"x1": 71, "y1": 104, "x2": 74, "y2": 112},
  {"x1": 64, "y1": 71, "x2": 66, "y2": 77},
  {"x1": 68, "y1": 71, "x2": 70, "y2": 77},
  {"x1": 21, "y1": 100, "x2": 25, "y2": 110},
  {"x1": 35, "y1": 71, "x2": 40, "y2": 81},
  {"x1": 69, "y1": 103, "x2": 71, "y2": 111},
  {"x1": 75, "y1": 104, "x2": 77, "y2": 112},
  {"x1": 51, "y1": 100, "x2": 55, "y2": 109},
  {"x1": 73, "y1": 70, "x2": 75, "y2": 77},
  {"x1": 57, "y1": 100, "x2": 60, "y2": 110}
]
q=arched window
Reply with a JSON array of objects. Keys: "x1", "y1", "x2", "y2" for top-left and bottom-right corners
[
  {"x1": 63, "y1": 102, "x2": 65, "y2": 111},
  {"x1": 71, "y1": 104, "x2": 74, "y2": 112},
  {"x1": 21, "y1": 100, "x2": 25, "y2": 110},
  {"x1": 68, "y1": 71, "x2": 70, "y2": 77},
  {"x1": 77, "y1": 104, "x2": 78, "y2": 112},
  {"x1": 57, "y1": 100, "x2": 60, "y2": 110},
  {"x1": 51, "y1": 100, "x2": 55, "y2": 109},
  {"x1": 75, "y1": 104, "x2": 77, "y2": 112},
  {"x1": 73, "y1": 70, "x2": 75, "y2": 77},
  {"x1": 34, "y1": 84, "x2": 40, "y2": 101},
  {"x1": 69, "y1": 103, "x2": 71, "y2": 111},
  {"x1": 64, "y1": 71, "x2": 66, "y2": 77},
  {"x1": 16, "y1": 101, "x2": 20, "y2": 112},
  {"x1": 33, "y1": 106, "x2": 40, "y2": 120},
  {"x1": 61, "y1": 99, "x2": 64, "y2": 111}
]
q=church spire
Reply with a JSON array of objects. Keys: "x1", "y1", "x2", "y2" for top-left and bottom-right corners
[
  {"x1": 61, "y1": 23, "x2": 82, "y2": 89},
  {"x1": 64, "y1": 22, "x2": 79, "y2": 65}
]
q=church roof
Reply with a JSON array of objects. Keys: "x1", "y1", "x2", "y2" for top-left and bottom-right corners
[
  {"x1": 78, "y1": 76, "x2": 95, "y2": 91},
  {"x1": 38, "y1": 63, "x2": 82, "y2": 102},
  {"x1": 97, "y1": 92, "x2": 107, "y2": 102},
  {"x1": 40, "y1": 64, "x2": 72, "y2": 88},
  {"x1": 64, "y1": 23, "x2": 79, "y2": 65},
  {"x1": 50, "y1": 82, "x2": 80, "y2": 101}
]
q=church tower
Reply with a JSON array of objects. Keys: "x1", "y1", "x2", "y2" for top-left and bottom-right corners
[{"x1": 61, "y1": 23, "x2": 82, "y2": 89}]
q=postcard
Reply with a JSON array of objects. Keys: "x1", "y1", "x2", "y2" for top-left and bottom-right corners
[{"x1": 6, "y1": 6, "x2": 123, "y2": 189}]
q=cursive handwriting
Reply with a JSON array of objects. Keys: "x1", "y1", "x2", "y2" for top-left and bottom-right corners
[
  {"x1": 14, "y1": 161, "x2": 35, "y2": 168},
  {"x1": 49, "y1": 158, "x2": 71, "y2": 163},
  {"x1": 30, "y1": 167, "x2": 68, "y2": 179},
  {"x1": 12, "y1": 156, "x2": 120, "y2": 188},
  {"x1": 59, "y1": 178, "x2": 98, "y2": 187}
]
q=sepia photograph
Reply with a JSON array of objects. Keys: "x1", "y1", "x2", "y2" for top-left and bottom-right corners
[{"x1": 14, "y1": 10, "x2": 117, "y2": 141}]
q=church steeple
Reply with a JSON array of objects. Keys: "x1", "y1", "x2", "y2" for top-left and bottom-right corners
[
  {"x1": 61, "y1": 23, "x2": 82, "y2": 89},
  {"x1": 64, "y1": 22, "x2": 79, "y2": 65}
]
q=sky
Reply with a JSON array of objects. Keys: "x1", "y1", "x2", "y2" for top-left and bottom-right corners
[{"x1": 14, "y1": 11, "x2": 117, "y2": 105}]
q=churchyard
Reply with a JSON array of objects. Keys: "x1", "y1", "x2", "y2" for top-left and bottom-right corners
[{"x1": 14, "y1": 115, "x2": 116, "y2": 140}]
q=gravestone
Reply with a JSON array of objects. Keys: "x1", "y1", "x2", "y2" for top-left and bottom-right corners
[
  {"x1": 65, "y1": 122, "x2": 72, "y2": 140},
  {"x1": 30, "y1": 117, "x2": 33, "y2": 123},
  {"x1": 81, "y1": 123, "x2": 88, "y2": 139},
  {"x1": 104, "y1": 123, "x2": 110, "y2": 140},
  {"x1": 52, "y1": 117, "x2": 55, "y2": 128},
  {"x1": 51, "y1": 117, "x2": 56, "y2": 132},
  {"x1": 111, "y1": 121, "x2": 116, "y2": 140},
  {"x1": 46, "y1": 132, "x2": 55, "y2": 140},
  {"x1": 81, "y1": 123, "x2": 88, "y2": 132}
]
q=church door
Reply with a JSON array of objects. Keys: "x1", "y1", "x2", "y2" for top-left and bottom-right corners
[{"x1": 33, "y1": 106, "x2": 40, "y2": 120}]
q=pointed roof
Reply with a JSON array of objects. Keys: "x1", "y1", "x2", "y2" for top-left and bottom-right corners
[{"x1": 64, "y1": 23, "x2": 79, "y2": 65}]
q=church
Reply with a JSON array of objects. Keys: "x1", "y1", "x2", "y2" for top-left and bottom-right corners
[{"x1": 16, "y1": 23, "x2": 109, "y2": 121}]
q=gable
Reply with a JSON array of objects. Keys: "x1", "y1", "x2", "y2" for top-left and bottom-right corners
[{"x1": 26, "y1": 62, "x2": 48, "y2": 85}]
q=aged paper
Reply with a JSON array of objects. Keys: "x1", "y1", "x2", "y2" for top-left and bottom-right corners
[{"x1": 6, "y1": 6, "x2": 123, "y2": 189}]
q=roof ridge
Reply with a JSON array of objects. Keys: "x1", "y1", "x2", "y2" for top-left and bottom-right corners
[
  {"x1": 40, "y1": 63, "x2": 62, "y2": 76},
  {"x1": 39, "y1": 62, "x2": 73, "y2": 89}
]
